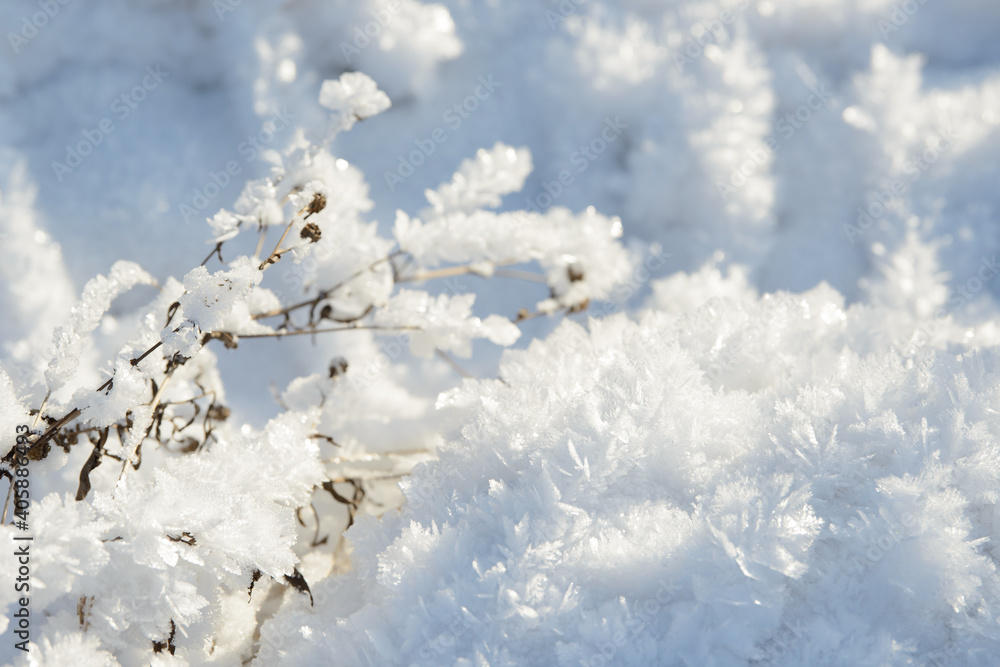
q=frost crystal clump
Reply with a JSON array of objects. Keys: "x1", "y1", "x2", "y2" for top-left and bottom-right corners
[
  {"x1": 261, "y1": 266, "x2": 1000, "y2": 666},
  {"x1": 0, "y1": 72, "x2": 635, "y2": 665},
  {"x1": 395, "y1": 143, "x2": 630, "y2": 315}
]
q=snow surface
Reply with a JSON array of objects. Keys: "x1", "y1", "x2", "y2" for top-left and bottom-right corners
[
  {"x1": 272, "y1": 274, "x2": 1000, "y2": 665},
  {"x1": 2, "y1": 0, "x2": 1000, "y2": 665}
]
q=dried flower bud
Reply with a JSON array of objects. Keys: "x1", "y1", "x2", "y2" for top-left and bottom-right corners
[
  {"x1": 306, "y1": 193, "x2": 327, "y2": 217},
  {"x1": 207, "y1": 405, "x2": 231, "y2": 421},
  {"x1": 301, "y1": 222, "x2": 322, "y2": 243},
  {"x1": 27, "y1": 439, "x2": 51, "y2": 461},
  {"x1": 329, "y1": 357, "x2": 349, "y2": 378}
]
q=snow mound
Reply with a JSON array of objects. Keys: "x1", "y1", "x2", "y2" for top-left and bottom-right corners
[{"x1": 262, "y1": 268, "x2": 1000, "y2": 666}]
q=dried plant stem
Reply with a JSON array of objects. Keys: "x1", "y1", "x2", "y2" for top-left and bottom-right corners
[
  {"x1": 0, "y1": 476, "x2": 13, "y2": 525},
  {"x1": 435, "y1": 349, "x2": 473, "y2": 379},
  {"x1": 253, "y1": 227, "x2": 269, "y2": 260},
  {"x1": 130, "y1": 341, "x2": 163, "y2": 368},
  {"x1": 4, "y1": 335, "x2": 203, "y2": 473},
  {"x1": 116, "y1": 373, "x2": 174, "y2": 487},
  {"x1": 514, "y1": 304, "x2": 574, "y2": 323},
  {"x1": 398, "y1": 262, "x2": 547, "y2": 285},
  {"x1": 267, "y1": 243, "x2": 310, "y2": 264},
  {"x1": 22, "y1": 408, "x2": 82, "y2": 456},
  {"x1": 494, "y1": 268, "x2": 547, "y2": 283},
  {"x1": 252, "y1": 250, "x2": 404, "y2": 321},
  {"x1": 32, "y1": 391, "x2": 51, "y2": 430},
  {"x1": 259, "y1": 218, "x2": 297, "y2": 270},
  {"x1": 201, "y1": 242, "x2": 224, "y2": 267},
  {"x1": 400, "y1": 265, "x2": 485, "y2": 282},
  {"x1": 234, "y1": 324, "x2": 419, "y2": 340},
  {"x1": 398, "y1": 260, "x2": 508, "y2": 283},
  {"x1": 4, "y1": 390, "x2": 56, "y2": 519}
]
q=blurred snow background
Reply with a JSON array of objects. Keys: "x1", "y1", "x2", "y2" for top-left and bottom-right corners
[
  {"x1": 3, "y1": 0, "x2": 1000, "y2": 420},
  {"x1": 1, "y1": 0, "x2": 997, "y2": 425},
  {"x1": 3, "y1": 0, "x2": 1000, "y2": 665}
]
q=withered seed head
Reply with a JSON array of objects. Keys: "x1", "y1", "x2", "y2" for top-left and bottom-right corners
[
  {"x1": 329, "y1": 357, "x2": 349, "y2": 378},
  {"x1": 27, "y1": 439, "x2": 51, "y2": 461},
  {"x1": 300, "y1": 222, "x2": 322, "y2": 243},
  {"x1": 307, "y1": 193, "x2": 327, "y2": 216},
  {"x1": 207, "y1": 405, "x2": 231, "y2": 421}
]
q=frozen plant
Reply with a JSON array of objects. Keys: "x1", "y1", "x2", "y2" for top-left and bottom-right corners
[{"x1": 0, "y1": 72, "x2": 633, "y2": 665}]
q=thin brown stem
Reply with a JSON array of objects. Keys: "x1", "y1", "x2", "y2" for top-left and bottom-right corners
[
  {"x1": 32, "y1": 392, "x2": 50, "y2": 430},
  {"x1": 400, "y1": 265, "x2": 482, "y2": 282},
  {"x1": 326, "y1": 250, "x2": 405, "y2": 293},
  {"x1": 116, "y1": 373, "x2": 174, "y2": 486},
  {"x1": 233, "y1": 324, "x2": 419, "y2": 340},
  {"x1": 514, "y1": 305, "x2": 572, "y2": 323},
  {"x1": 9, "y1": 335, "x2": 197, "y2": 464},
  {"x1": 201, "y1": 242, "x2": 224, "y2": 267},
  {"x1": 28, "y1": 408, "x2": 82, "y2": 453},
  {"x1": 398, "y1": 260, "x2": 510, "y2": 283},
  {"x1": 398, "y1": 262, "x2": 547, "y2": 285},
  {"x1": 252, "y1": 251, "x2": 404, "y2": 320},
  {"x1": 435, "y1": 349, "x2": 473, "y2": 379},
  {"x1": 253, "y1": 227, "x2": 268, "y2": 260},
  {"x1": 259, "y1": 218, "x2": 297, "y2": 270},
  {"x1": 158, "y1": 391, "x2": 213, "y2": 407},
  {"x1": 268, "y1": 243, "x2": 310, "y2": 263},
  {"x1": 1, "y1": 472, "x2": 14, "y2": 525},
  {"x1": 494, "y1": 269, "x2": 547, "y2": 283},
  {"x1": 253, "y1": 295, "x2": 324, "y2": 321},
  {"x1": 130, "y1": 341, "x2": 163, "y2": 368}
]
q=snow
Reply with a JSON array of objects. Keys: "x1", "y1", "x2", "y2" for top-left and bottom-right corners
[
  {"x1": 44, "y1": 261, "x2": 154, "y2": 395},
  {"x1": 422, "y1": 143, "x2": 534, "y2": 217},
  {"x1": 397, "y1": 165, "x2": 633, "y2": 313},
  {"x1": 3, "y1": 0, "x2": 1000, "y2": 665},
  {"x1": 9, "y1": 629, "x2": 118, "y2": 667},
  {"x1": 319, "y1": 71, "x2": 392, "y2": 133},
  {"x1": 0, "y1": 369, "x2": 29, "y2": 464},
  {"x1": 375, "y1": 289, "x2": 521, "y2": 358},
  {"x1": 275, "y1": 274, "x2": 1000, "y2": 665},
  {"x1": 177, "y1": 256, "x2": 264, "y2": 333}
]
